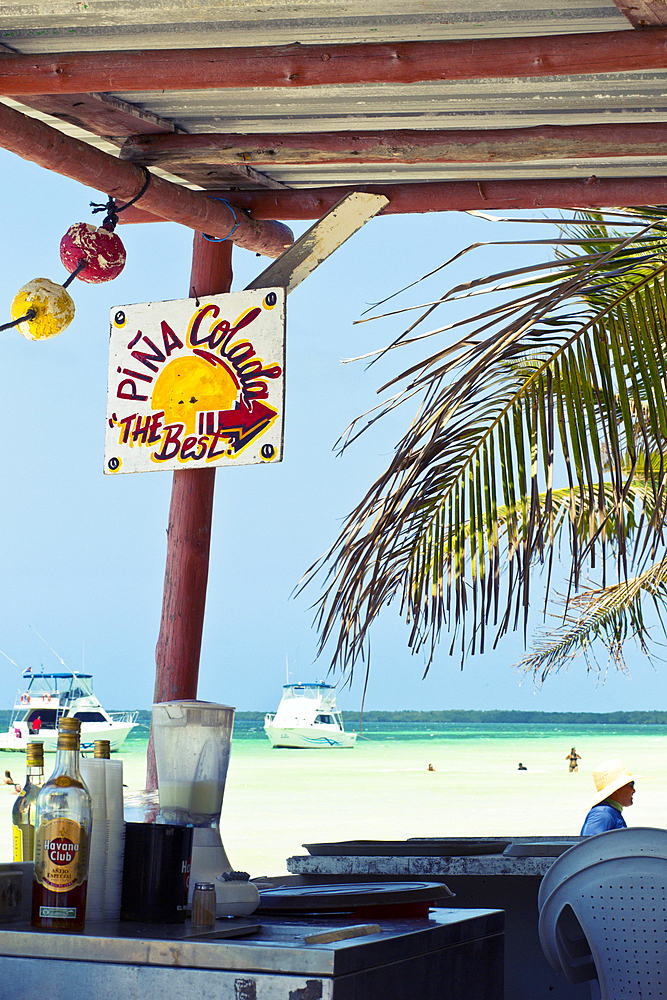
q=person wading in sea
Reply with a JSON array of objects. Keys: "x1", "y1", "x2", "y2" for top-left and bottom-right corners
[{"x1": 566, "y1": 747, "x2": 582, "y2": 772}]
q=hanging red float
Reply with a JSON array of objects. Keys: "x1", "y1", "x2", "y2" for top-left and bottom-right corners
[{"x1": 60, "y1": 222, "x2": 126, "y2": 284}]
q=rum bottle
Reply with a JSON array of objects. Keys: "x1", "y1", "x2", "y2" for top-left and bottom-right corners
[
  {"x1": 31, "y1": 722, "x2": 92, "y2": 932},
  {"x1": 12, "y1": 741, "x2": 44, "y2": 861}
]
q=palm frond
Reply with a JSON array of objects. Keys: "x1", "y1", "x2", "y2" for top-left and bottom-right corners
[
  {"x1": 520, "y1": 555, "x2": 667, "y2": 681},
  {"x1": 306, "y1": 209, "x2": 667, "y2": 678}
]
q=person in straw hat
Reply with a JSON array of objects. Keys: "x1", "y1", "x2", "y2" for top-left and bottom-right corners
[{"x1": 580, "y1": 759, "x2": 637, "y2": 836}]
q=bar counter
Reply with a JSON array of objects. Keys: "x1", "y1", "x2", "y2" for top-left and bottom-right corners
[{"x1": 0, "y1": 908, "x2": 504, "y2": 1000}]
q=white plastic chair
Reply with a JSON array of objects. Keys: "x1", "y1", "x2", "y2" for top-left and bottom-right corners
[
  {"x1": 538, "y1": 854, "x2": 667, "y2": 998},
  {"x1": 538, "y1": 827, "x2": 667, "y2": 911}
]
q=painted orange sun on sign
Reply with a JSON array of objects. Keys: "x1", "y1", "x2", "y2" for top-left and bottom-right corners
[
  {"x1": 151, "y1": 354, "x2": 239, "y2": 433},
  {"x1": 104, "y1": 288, "x2": 285, "y2": 474}
]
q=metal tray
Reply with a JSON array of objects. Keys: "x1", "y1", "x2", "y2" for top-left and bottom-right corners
[
  {"x1": 303, "y1": 839, "x2": 511, "y2": 857},
  {"x1": 257, "y1": 881, "x2": 454, "y2": 912}
]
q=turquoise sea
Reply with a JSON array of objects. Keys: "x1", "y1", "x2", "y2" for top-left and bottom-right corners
[{"x1": 1, "y1": 720, "x2": 664, "y2": 875}]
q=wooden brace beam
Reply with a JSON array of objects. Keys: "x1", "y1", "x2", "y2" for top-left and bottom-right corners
[
  {"x1": 0, "y1": 100, "x2": 293, "y2": 256},
  {"x1": 1, "y1": 30, "x2": 667, "y2": 96},
  {"x1": 117, "y1": 177, "x2": 667, "y2": 222}
]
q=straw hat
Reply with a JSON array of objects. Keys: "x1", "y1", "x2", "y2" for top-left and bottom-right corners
[{"x1": 591, "y1": 759, "x2": 637, "y2": 806}]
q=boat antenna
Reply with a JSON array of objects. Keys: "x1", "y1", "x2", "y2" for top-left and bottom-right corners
[
  {"x1": 29, "y1": 626, "x2": 72, "y2": 673},
  {"x1": 0, "y1": 648, "x2": 23, "y2": 709},
  {"x1": 0, "y1": 649, "x2": 21, "y2": 712},
  {"x1": 0, "y1": 648, "x2": 20, "y2": 669}
]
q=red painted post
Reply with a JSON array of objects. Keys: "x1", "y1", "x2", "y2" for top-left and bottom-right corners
[{"x1": 146, "y1": 234, "x2": 233, "y2": 790}]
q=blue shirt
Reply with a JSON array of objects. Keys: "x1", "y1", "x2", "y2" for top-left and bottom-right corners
[{"x1": 580, "y1": 801, "x2": 627, "y2": 836}]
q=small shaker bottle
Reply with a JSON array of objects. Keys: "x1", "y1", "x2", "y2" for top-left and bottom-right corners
[{"x1": 191, "y1": 882, "x2": 216, "y2": 930}]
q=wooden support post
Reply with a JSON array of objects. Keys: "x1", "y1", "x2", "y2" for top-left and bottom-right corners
[{"x1": 146, "y1": 234, "x2": 233, "y2": 790}]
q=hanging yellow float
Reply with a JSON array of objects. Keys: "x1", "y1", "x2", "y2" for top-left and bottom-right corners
[{"x1": 10, "y1": 277, "x2": 76, "y2": 341}]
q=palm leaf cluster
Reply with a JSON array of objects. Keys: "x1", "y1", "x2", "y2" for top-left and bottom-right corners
[
  {"x1": 523, "y1": 555, "x2": 667, "y2": 682},
  {"x1": 307, "y1": 210, "x2": 667, "y2": 679}
]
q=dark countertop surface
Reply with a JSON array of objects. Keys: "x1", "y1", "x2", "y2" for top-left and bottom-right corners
[{"x1": 0, "y1": 909, "x2": 504, "y2": 976}]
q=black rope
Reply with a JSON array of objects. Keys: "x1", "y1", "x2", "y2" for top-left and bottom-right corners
[
  {"x1": 3, "y1": 168, "x2": 152, "y2": 334},
  {"x1": 3, "y1": 261, "x2": 85, "y2": 332},
  {"x1": 90, "y1": 166, "x2": 151, "y2": 232},
  {"x1": 0, "y1": 310, "x2": 36, "y2": 332},
  {"x1": 62, "y1": 259, "x2": 88, "y2": 288}
]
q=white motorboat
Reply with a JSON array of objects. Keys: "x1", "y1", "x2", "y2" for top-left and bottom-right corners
[
  {"x1": 264, "y1": 682, "x2": 356, "y2": 749},
  {"x1": 0, "y1": 669, "x2": 137, "y2": 752}
]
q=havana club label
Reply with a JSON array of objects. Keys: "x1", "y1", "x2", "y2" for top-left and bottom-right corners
[{"x1": 34, "y1": 818, "x2": 88, "y2": 892}]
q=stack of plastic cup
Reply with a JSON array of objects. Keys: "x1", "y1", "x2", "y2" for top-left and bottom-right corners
[
  {"x1": 104, "y1": 759, "x2": 125, "y2": 921},
  {"x1": 80, "y1": 758, "x2": 108, "y2": 922}
]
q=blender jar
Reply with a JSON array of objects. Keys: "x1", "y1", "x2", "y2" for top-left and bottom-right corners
[{"x1": 152, "y1": 700, "x2": 234, "y2": 827}]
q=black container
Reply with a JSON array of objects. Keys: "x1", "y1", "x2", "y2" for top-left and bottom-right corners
[{"x1": 120, "y1": 823, "x2": 193, "y2": 923}]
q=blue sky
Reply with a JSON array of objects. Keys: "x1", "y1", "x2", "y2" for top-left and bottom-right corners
[{"x1": 0, "y1": 147, "x2": 664, "y2": 715}]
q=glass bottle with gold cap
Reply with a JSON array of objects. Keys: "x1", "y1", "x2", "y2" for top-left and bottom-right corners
[
  {"x1": 94, "y1": 740, "x2": 111, "y2": 759},
  {"x1": 12, "y1": 742, "x2": 44, "y2": 861},
  {"x1": 58, "y1": 717, "x2": 81, "y2": 738},
  {"x1": 31, "y1": 717, "x2": 92, "y2": 932}
]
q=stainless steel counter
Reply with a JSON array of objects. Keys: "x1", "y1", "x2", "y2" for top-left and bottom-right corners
[{"x1": 0, "y1": 909, "x2": 504, "y2": 1000}]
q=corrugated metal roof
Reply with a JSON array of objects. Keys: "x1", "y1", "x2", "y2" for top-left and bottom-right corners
[
  {"x1": 118, "y1": 73, "x2": 667, "y2": 134},
  {"x1": 0, "y1": 0, "x2": 630, "y2": 51},
  {"x1": 1, "y1": 0, "x2": 664, "y2": 194}
]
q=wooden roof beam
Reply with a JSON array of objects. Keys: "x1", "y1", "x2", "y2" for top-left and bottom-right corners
[
  {"x1": 0, "y1": 100, "x2": 293, "y2": 257},
  {"x1": 117, "y1": 177, "x2": 667, "y2": 222},
  {"x1": 120, "y1": 123, "x2": 667, "y2": 169},
  {"x1": 0, "y1": 42, "x2": 187, "y2": 143},
  {"x1": 2, "y1": 30, "x2": 667, "y2": 95}
]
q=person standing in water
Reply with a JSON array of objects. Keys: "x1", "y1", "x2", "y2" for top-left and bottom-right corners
[
  {"x1": 580, "y1": 759, "x2": 637, "y2": 835},
  {"x1": 566, "y1": 747, "x2": 582, "y2": 772}
]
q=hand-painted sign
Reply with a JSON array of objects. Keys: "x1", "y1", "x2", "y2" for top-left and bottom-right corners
[{"x1": 104, "y1": 288, "x2": 285, "y2": 474}]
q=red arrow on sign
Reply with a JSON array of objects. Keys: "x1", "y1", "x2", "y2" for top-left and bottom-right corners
[{"x1": 207, "y1": 398, "x2": 278, "y2": 457}]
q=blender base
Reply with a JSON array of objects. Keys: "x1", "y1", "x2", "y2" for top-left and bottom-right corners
[{"x1": 189, "y1": 828, "x2": 260, "y2": 917}]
